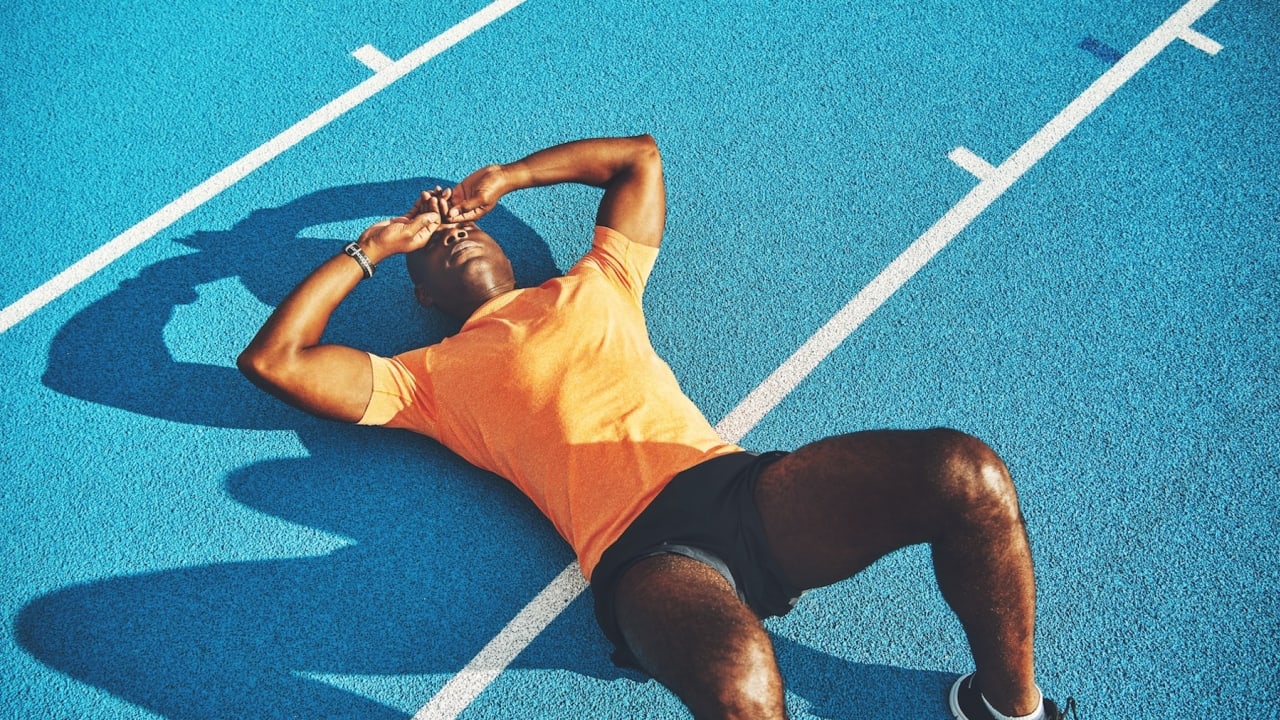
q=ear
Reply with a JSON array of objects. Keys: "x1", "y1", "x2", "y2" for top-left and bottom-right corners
[{"x1": 414, "y1": 284, "x2": 435, "y2": 309}]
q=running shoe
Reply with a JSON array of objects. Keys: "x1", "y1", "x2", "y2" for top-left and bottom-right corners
[{"x1": 949, "y1": 672, "x2": 1077, "y2": 720}]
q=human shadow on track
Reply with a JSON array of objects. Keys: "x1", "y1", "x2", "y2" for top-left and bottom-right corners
[
  {"x1": 38, "y1": 176, "x2": 556, "y2": 429},
  {"x1": 20, "y1": 178, "x2": 615, "y2": 718},
  {"x1": 772, "y1": 635, "x2": 957, "y2": 719},
  {"x1": 21, "y1": 177, "x2": 958, "y2": 718}
]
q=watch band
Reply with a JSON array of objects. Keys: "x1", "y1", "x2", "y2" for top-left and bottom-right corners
[{"x1": 343, "y1": 241, "x2": 375, "y2": 279}]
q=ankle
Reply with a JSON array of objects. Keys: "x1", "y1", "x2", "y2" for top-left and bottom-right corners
[{"x1": 982, "y1": 687, "x2": 1044, "y2": 720}]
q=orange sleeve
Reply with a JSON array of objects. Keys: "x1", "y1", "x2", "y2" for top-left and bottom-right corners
[
  {"x1": 357, "y1": 352, "x2": 438, "y2": 437},
  {"x1": 572, "y1": 225, "x2": 659, "y2": 303}
]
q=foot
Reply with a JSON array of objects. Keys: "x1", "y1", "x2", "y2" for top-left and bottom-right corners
[{"x1": 949, "y1": 673, "x2": 1077, "y2": 720}]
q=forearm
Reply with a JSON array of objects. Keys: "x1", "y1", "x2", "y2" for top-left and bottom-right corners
[
  {"x1": 236, "y1": 249, "x2": 376, "y2": 422},
  {"x1": 241, "y1": 252, "x2": 364, "y2": 364},
  {"x1": 240, "y1": 208, "x2": 432, "y2": 368},
  {"x1": 237, "y1": 197, "x2": 442, "y2": 421},
  {"x1": 502, "y1": 135, "x2": 658, "y2": 192}
]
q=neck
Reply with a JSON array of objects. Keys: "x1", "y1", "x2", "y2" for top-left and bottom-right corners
[{"x1": 453, "y1": 281, "x2": 516, "y2": 321}]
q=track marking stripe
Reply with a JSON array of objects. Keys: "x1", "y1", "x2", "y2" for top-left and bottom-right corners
[
  {"x1": 1179, "y1": 27, "x2": 1223, "y2": 54},
  {"x1": 716, "y1": 0, "x2": 1222, "y2": 441},
  {"x1": 948, "y1": 146, "x2": 996, "y2": 181},
  {"x1": 413, "y1": 0, "x2": 1222, "y2": 716},
  {"x1": 413, "y1": 563, "x2": 585, "y2": 720},
  {"x1": 352, "y1": 44, "x2": 396, "y2": 73},
  {"x1": 0, "y1": 0, "x2": 529, "y2": 335}
]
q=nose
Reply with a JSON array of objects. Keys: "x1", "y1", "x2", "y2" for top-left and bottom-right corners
[{"x1": 441, "y1": 225, "x2": 469, "y2": 246}]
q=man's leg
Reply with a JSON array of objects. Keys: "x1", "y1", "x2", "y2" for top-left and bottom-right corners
[
  {"x1": 614, "y1": 554, "x2": 788, "y2": 720},
  {"x1": 755, "y1": 428, "x2": 1039, "y2": 716}
]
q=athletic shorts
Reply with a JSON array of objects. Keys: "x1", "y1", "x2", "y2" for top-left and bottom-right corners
[{"x1": 589, "y1": 450, "x2": 802, "y2": 670}]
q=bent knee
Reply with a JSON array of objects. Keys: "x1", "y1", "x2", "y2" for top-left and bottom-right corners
[
  {"x1": 700, "y1": 655, "x2": 787, "y2": 720},
  {"x1": 923, "y1": 428, "x2": 1022, "y2": 522}
]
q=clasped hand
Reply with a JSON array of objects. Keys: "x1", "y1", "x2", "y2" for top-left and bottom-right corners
[{"x1": 356, "y1": 164, "x2": 510, "y2": 262}]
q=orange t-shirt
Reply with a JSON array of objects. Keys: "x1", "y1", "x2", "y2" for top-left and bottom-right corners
[{"x1": 358, "y1": 226, "x2": 742, "y2": 579}]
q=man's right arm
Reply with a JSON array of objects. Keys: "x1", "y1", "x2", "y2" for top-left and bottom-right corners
[
  {"x1": 449, "y1": 135, "x2": 666, "y2": 249},
  {"x1": 237, "y1": 197, "x2": 445, "y2": 422}
]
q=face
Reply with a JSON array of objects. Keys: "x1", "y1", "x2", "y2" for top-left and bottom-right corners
[{"x1": 406, "y1": 222, "x2": 515, "y2": 319}]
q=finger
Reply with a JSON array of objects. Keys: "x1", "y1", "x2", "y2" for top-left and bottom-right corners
[
  {"x1": 411, "y1": 187, "x2": 450, "y2": 216},
  {"x1": 432, "y1": 194, "x2": 450, "y2": 219},
  {"x1": 408, "y1": 191, "x2": 432, "y2": 217},
  {"x1": 414, "y1": 208, "x2": 441, "y2": 228},
  {"x1": 409, "y1": 211, "x2": 442, "y2": 245},
  {"x1": 447, "y1": 202, "x2": 486, "y2": 222}
]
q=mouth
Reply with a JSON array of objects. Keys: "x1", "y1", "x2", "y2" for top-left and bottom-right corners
[{"x1": 448, "y1": 240, "x2": 483, "y2": 266}]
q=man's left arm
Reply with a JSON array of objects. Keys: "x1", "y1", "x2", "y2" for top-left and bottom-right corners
[{"x1": 448, "y1": 135, "x2": 666, "y2": 249}]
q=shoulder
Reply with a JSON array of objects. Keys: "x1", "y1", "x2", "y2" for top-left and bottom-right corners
[
  {"x1": 571, "y1": 225, "x2": 660, "y2": 300},
  {"x1": 357, "y1": 350, "x2": 439, "y2": 434}
]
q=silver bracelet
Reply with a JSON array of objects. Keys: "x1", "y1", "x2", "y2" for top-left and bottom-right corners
[{"x1": 343, "y1": 242, "x2": 375, "y2": 279}]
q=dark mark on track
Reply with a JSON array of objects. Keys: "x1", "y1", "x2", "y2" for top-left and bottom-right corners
[{"x1": 1079, "y1": 36, "x2": 1124, "y2": 64}]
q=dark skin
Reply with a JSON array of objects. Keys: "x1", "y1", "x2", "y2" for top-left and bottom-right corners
[
  {"x1": 616, "y1": 430, "x2": 1038, "y2": 719},
  {"x1": 238, "y1": 135, "x2": 664, "y2": 418},
  {"x1": 239, "y1": 135, "x2": 1040, "y2": 719}
]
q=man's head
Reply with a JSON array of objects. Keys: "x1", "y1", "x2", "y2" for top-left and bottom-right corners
[{"x1": 406, "y1": 222, "x2": 516, "y2": 321}]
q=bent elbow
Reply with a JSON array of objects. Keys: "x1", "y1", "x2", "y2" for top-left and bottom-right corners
[
  {"x1": 236, "y1": 347, "x2": 261, "y2": 382},
  {"x1": 633, "y1": 134, "x2": 661, "y2": 166},
  {"x1": 236, "y1": 348, "x2": 299, "y2": 405},
  {"x1": 236, "y1": 345, "x2": 277, "y2": 387}
]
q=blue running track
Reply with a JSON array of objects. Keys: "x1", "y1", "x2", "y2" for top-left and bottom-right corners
[{"x1": 2, "y1": 0, "x2": 1276, "y2": 718}]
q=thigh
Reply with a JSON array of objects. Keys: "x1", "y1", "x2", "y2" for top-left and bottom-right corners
[
  {"x1": 614, "y1": 554, "x2": 787, "y2": 720},
  {"x1": 755, "y1": 428, "x2": 965, "y2": 591}
]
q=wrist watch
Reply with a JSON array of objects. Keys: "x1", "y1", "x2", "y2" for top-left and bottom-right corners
[{"x1": 343, "y1": 241, "x2": 375, "y2": 279}]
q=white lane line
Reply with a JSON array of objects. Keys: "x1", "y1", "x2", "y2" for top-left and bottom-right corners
[
  {"x1": 1179, "y1": 27, "x2": 1223, "y2": 55},
  {"x1": 948, "y1": 146, "x2": 996, "y2": 181},
  {"x1": 716, "y1": 0, "x2": 1222, "y2": 441},
  {"x1": 413, "y1": 563, "x2": 586, "y2": 720},
  {"x1": 0, "y1": 0, "x2": 529, "y2": 335},
  {"x1": 352, "y1": 44, "x2": 396, "y2": 72},
  {"x1": 410, "y1": 358, "x2": 784, "y2": 720},
  {"x1": 414, "y1": 0, "x2": 1223, "y2": 717}
]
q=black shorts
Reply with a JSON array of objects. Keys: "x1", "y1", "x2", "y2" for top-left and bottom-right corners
[{"x1": 589, "y1": 451, "x2": 802, "y2": 669}]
